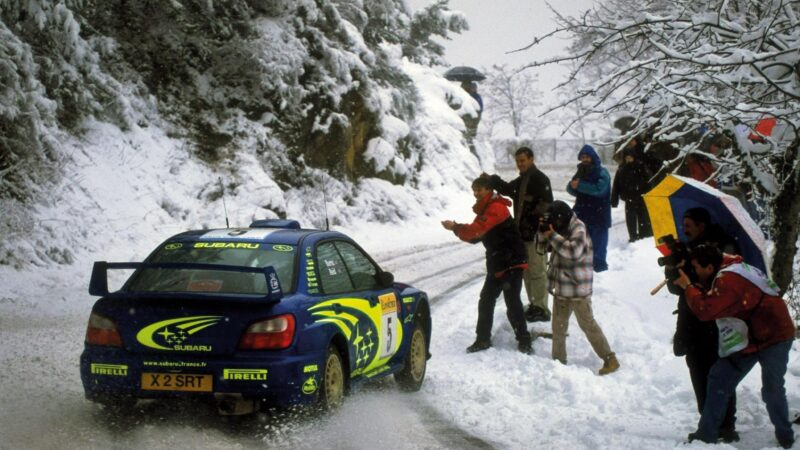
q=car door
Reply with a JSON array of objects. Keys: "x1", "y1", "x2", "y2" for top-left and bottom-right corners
[
  {"x1": 333, "y1": 241, "x2": 401, "y2": 362},
  {"x1": 311, "y1": 240, "x2": 401, "y2": 377}
]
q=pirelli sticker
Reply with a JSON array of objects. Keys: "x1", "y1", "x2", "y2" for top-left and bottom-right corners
[
  {"x1": 91, "y1": 363, "x2": 128, "y2": 376},
  {"x1": 223, "y1": 369, "x2": 268, "y2": 381}
]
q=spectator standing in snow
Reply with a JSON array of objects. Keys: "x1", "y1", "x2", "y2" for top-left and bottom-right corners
[
  {"x1": 611, "y1": 146, "x2": 653, "y2": 242},
  {"x1": 567, "y1": 145, "x2": 612, "y2": 272},
  {"x1": 666, "y1": 207, "x2": 739, "y2": 442},
  {"x1": 539, "y1": 200, "x2": 619, "y2": 375},
  {"x1": 461, "y1": 81, "x2": 482, "y2": 157},
  {"x1": 441, "y1": 177, "x2": 532, "y2": 354},
  {"x1": 676, "y1": 245, "x2": 795, "y2": 448},
  {"x1": 484, "y1": 146, "x2": 554, "y2": 323}
]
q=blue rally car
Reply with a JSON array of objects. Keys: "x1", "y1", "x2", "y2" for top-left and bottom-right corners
[{"x1": 80, "y1": 220, "x2": 431, "y2": 415}]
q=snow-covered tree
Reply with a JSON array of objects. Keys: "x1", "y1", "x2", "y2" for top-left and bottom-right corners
[
  {"x1": 0, "y1": 0, "x2": 475, "y2": 266},
  {"x1": 523, "y1": 0, "x2": 800, "y2": 294},
  {"x1": 482, "y1": 64, "x2": 543, "y2": 138}
]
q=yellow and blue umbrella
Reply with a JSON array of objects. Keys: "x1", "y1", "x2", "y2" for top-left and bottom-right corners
[{"x1": 643, "y1": 175, "x2": 768, "y2": 274}]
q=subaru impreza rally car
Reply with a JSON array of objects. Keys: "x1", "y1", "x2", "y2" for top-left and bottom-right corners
[{"x1": 80, "y1": 220, "x2": 430, "y2": 415}]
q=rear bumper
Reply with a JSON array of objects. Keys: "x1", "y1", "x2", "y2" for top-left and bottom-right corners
[{"x1": 80, "y1": 346, "x2": 325, "y2": 407}]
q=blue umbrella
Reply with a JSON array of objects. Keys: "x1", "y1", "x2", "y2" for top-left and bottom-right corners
[{"x1": 643, "y1": 175, "x2": 769, "y2": 274}]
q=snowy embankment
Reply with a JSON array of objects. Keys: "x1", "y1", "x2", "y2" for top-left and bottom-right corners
[{"x1": 406, "y1": 205, "x2": 800, "y2": 450}]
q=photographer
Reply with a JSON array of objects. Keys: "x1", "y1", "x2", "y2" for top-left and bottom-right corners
[
  {"x1": 676, "y1": 245, "x2": 795, "y2": 448},
  {"x1": 540, "y1": 200, "x2": 619, "y2": 375},
  {"x1": 665, "y1": 207, "x2": 739, "y2": 442},
  {"x1": 485, "y1": 147, "x2": 554, "y2": 323}
]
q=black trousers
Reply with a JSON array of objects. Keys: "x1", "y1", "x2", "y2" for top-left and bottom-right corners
[
  {"x1": 686, "y1": 345, "x2": 737, "y2": 432},
  {"x1": 624, "y1": 197, "x2": 652, "y2": 241},
  {"x1": 475, "y1": 269, "x2": 529, "y2": 343}
]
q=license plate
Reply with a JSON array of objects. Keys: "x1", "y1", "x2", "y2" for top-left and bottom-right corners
[{"x1": 141, "y1": 373, "x2": 213, "y2": 392}]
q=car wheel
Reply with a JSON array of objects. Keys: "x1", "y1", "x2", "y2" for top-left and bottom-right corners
[
  {"x1": 395, "y1": 318, "x2": 427, "y2": 392},
  {"x1": 320, "y1": 345, "x2": 345, "y2": 410}
]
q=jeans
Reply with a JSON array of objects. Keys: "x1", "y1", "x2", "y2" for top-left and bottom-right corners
[
  {"x1": 475, "y1": 269, "x2": 529, "y2": 343},
  {"x1": 586, "y1": 224, "x2": 608, "y2": 272},
  {"x1": 696, "y1": 339, "x2": 794, "y2": 443},
  {"x1": 685, "y1": 343, "x2": 736, "y2": 432}
]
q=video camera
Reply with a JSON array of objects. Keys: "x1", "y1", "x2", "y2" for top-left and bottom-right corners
[
  {"x1": 650, "y1": 235, "x2": 691, "y2": 296},
  {"x1": 656, "y1": 235, "x2": 689, "y2": 268}
]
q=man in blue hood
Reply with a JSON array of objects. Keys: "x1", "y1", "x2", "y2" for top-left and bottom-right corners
[{"x1": 567, "y1": 145, "x2": 612, "y2": 272}]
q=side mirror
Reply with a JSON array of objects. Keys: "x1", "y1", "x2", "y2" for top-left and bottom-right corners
[{"x1": 377, "y1": 271, "x2": 394, "y2": 288}]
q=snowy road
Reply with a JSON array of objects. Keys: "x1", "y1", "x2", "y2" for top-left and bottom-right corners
[
  {"x1": 0, "y1": 234, "x2": 496, "y2": 449},
  {"x1": 2, "y1": 177, "x2": 798, "y2": 449}
]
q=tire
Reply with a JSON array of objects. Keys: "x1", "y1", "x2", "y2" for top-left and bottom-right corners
[
  {"x1": 395, "y1": 319, "x2": 427, "y2": 392},
  {"x1": 319, "y1": 345, "x2": 345, "y2": 410}
]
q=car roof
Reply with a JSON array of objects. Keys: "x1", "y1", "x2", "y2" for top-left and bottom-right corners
[{"x1": 166, "y1": 227, "x2": 349, "y2": 247}]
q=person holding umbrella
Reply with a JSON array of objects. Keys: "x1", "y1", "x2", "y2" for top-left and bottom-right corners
[
  {"x1": 663, "y1": 207, "x2": 740, "y2": 443},
  {"x1": 461, "y1": 81, "x2": 482, "y2": 156},
  {"x1": 444, "y1": 66, "x2": 485, "y2": 157}
]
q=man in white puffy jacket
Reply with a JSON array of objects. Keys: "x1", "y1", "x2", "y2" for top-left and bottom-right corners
[{"x1": 540, "y1": 200, "x2": 619, "y2": 375}]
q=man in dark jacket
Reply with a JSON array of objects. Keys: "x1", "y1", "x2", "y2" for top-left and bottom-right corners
[
  {"x1": 485, "y1": 147, "x2": 553, "y2": 322},
  {"x1": 676, "y1": 245, "x2": 795, "y2": 448},
  {"x1": 666, "y1": 207, "x2": 739, "y2": 442},
  {"x1": 442, "y1": 177, "x2": 532, "y2": 354},
  {"x1": 567, "y1": 145, "x2": 611, "y2": 272},
  {"x1": 611, "y1": 146, "x2": 653, "y2": 242}
]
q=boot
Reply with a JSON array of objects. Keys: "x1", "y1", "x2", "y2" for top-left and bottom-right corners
[
  {"x1": 517, "y1": 339, "x2": 533, "y2": 355},
  {"x1": 466, "y1": 339, "x2": 491, "y2": 353},
  {"x1": 686, "y1": 431, "x2": 714, "y2": 444},
  {"x1": 778, "y1": 435, "x2": 794, "y2": 449},
  {"x1": 598, "y1": 353, "x2": 620, "y2": 375},
  {"x1": 525, "y1": 305, "x2": 551, "y2": 323},
  {"x1": 719, "y1": 427, "x2": 739, "y2": 443}
]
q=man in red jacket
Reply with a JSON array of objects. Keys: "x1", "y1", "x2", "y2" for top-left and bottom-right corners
[
  {"x1": 442, "y1": 177, "x2": 532, "y2": 354},
  {"x1": 675, "y1": 244, "x2": 796, "y2": 448}
]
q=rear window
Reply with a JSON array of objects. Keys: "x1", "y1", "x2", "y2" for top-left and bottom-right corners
[{"x1": 125, "y1": 242, "x2": 296, "y2": 295}]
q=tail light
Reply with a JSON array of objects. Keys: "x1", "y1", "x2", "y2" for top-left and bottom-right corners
[
  {"x1": 85, "y1": 312, "x2": 122, "y2": 347},
  {"x1": 239, "y1": 314, "x2": 295, "y2": 350}
]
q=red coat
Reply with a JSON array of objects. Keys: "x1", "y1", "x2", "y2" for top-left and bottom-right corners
[
  {"x1": 454, "y1": 193, "x2": 511, "y2": 242},
  {"x1": 452, "y1": 193, "x2": 527, "y2": 276},
  {"x1": 685, "y1": 255, "x2": 795, "y2": 354}
]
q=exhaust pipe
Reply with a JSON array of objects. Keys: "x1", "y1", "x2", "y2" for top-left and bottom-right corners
[{"x1": 214, "y1": 393, "x2": 258, "y2": 415}]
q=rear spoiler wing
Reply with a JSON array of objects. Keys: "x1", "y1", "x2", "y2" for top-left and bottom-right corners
[{"x1": 89, "y1": 261, "x2": 283, "y2": 302}]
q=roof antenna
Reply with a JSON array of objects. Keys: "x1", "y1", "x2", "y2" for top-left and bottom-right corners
[
  {"x1": 320, "y1": 174, "x2": 330, "y2": 231},
  {"x1": 218, "y1": 177, "x2": 230, "y2": 228}
]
